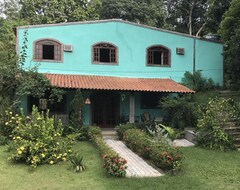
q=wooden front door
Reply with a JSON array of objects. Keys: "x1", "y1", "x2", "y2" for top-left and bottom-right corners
[{"x1": 91, "y1": 92, "x2": 120, "y2": 128}]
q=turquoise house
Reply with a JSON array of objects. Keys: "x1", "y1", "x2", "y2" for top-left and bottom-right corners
[{"x1": 16, "y1": 19, "x2": 223, "y2": 127}]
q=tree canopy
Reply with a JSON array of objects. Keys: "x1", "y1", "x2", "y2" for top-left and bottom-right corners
[
  {"x1": 100, "y1": 0, "x2": 166, "y2": 28},
  {"x1": 219, "y1": 0, "x2": 240, "y2": 89},
  {"x1": 19, "y1": 0, "x2": 101, "y2": 24}
]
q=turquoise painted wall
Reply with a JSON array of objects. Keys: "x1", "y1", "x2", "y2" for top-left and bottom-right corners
[{"x1": 17, "y1": 20, "x2": 223, "y2": 84}]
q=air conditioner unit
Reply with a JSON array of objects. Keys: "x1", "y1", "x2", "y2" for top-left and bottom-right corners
[
  {"x1": 64, "y1": 45, "x2": 73, "y2": 52},
  {"x1": 176, "y1": 48, "x2": 184, "y2": 55}
]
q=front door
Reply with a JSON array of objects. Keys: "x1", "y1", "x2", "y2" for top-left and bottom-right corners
[{"x1": 91, "y1": 92, "x2": 120, "y2": 128}]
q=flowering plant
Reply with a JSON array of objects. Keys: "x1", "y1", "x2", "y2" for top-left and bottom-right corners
[
  {"x1": 150, "y1": 143, "x2": 183, "y2": 170},
  {"x1": 103, "y1": 155, "x2": 127, "y2": 177},
  {"x1": 89, "y1": 126, "x2": 128, "y2": 177},
  {"x1": 8, "y1": 106, "x2": 74, "y2": 168}
]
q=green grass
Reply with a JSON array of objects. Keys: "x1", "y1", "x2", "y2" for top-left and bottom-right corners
[{"x1": 1, "y1": 142, "x2": 240, "y2": 190}]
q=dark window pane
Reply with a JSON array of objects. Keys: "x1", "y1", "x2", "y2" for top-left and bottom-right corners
[
  {"x1": 100, "y1": 48, "x2": 110, "y2": 62},
  {"x1": 141, "y1": 93, "x2": 161, "y2": 109},
  {"x1": 153, "y1": 51, "x2": 162, "y2": 65},
  {"x1": 43, "y1": 45, "x2": 54, "y2": 60}
]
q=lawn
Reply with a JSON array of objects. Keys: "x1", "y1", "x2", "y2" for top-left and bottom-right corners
[{"x1": 1, "y1": 141, "x2": 240, "y2": 190}]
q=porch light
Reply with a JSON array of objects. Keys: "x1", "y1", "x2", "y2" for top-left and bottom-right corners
[{"x1": 85, "y1": 98, "x2": 91, "y2": 104}]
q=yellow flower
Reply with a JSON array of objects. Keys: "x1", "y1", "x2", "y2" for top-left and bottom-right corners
[
  {"x1": 41, "y1": 153, "x2": 45, "y2": 158},
  {"x1": 62, "y1": 157, "x2": 66, "y2": 161},
  {"x1": 5, "y1": 122, "x2": 8, "y2": 125},
  {"x1": 11, "y1": 117, "x2": 15, "y2": 119},
  {"x1": 49, "y1": 160, "x2": 54, "y2": 164},
  {"x1": 15, "y1": 114, "x2": 19, "y2": 117},
  {"x1": 18, "y1": 150, "x2": 22, "y2": 155},
  {"x1": 56, "y1": 142, "x2": 59, "y2": 145},
  {"x1": 68, "y1": 150, "x2": 72, "y2": 153},
  {"x1": 16, "y1": 136, "x2": 21, "y2": 140},
  {"x1": 63, "y1": 153, "x2": 67, "y2": 156},
  {"x1": 9, "y1": 112, "x2": 12, "y2": 115},
  {"x1": 20, "y1": 146, "x2": 24, "y2": 151}
]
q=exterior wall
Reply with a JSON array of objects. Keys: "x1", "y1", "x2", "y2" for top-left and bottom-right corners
[{"x1": 17, "y1": 20, "x2": 223, "y2": 84}]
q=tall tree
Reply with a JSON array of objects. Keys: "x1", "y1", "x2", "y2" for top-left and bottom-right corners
[
  {"x1": 100, "y1": 0, "x2": 166, "y2": 28},
  {"x1": 205, "y1": 0, "x2": 232, "y2": 34},
  {"x1": 165, "y1": 0, "x2": 208, "y2": 35},
  {"x1": 219, "y1": 0, "x2": 240, "y2": 89},
  {"x1": 19, "y1": 0, "x2": 101, "y2": 24}
]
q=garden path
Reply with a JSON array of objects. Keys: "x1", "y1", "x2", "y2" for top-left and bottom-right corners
[{"x1": 104, "y1": 139, "x2": 163, "y2": 177}]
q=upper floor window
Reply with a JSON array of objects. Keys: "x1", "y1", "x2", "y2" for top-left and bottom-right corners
[
  {"x1": 34, "y1": 39, "x2": 63, "y2": 62},
  {"x1": 92, "y1": 42, "x2": 118, "y2": 64},
  {"x1": 147, "y1": 45, "x2": 170, "y2": 66}
]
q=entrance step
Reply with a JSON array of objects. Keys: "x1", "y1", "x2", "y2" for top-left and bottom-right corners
[
  {"x1": 102, "y1": 128, "x2": 117, "y2": 140},
  {"x1": 105, "y1": 139, "x2": 163, "y2": 177}
]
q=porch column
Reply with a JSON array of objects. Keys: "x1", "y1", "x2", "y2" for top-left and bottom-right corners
[{"x1": 129, "y1": 93, "x2": 135, "y2": 123}]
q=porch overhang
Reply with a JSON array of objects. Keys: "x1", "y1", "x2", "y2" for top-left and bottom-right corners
[{"x1": 44, "y1": 73, "x2": 195, "y2": 93}]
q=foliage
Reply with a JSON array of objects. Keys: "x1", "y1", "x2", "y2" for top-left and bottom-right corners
[
  {"x1": 69, "y1": 89, "x2": 85, "y2": 131},
  {"x1": 7, "y1": 106, "x2": 74, "y2": 168},
  {"x1": 69, "y1": 152, "x2": 86, "y2": 172},
  {"x1": 0, "y1": 110, "x2": 25, "y2": 139},
  {"x1": 182, "y1": 71, "x2": 215, "y2": 92},
  {"x1": 88, "y1": 126, "x2": 127, "y2": 177},
  {"x1": 147, "y1": 123, "x2": 181, "y2": 142},
  {"x1": 122, "y1": 128, "x2": 184, "y2": 171},
  {"x1": 150, "y1": 142, "x2": 183, "y2": 171},
  {"x1": 165, "y1": 0, "x2": 208, "y2": 35},
  {"x1": 165, "y1": 0, "x2": 231, "y2": 36},
  {"x1": 100, "y1": 0, "x2": 166, "y2": 28},
  {"x1": 123, "y1": 128, "x2": 152, "y2": 159},
  {"x1": 19, "y1": 0, "x2": 101, "y2": 25},
  {"x1": 205, "y1": 0, "x2": 232, "y2": 34},
  {"x1": 161, "y1": 95, "x2": 199, "y2": 129},
  {"x1": 0, "y1": 135, "x2": 8, "y2": 146},
  {"x1": 115, "y1": 123, "x2": 136, "y2": 140},
  {"x1": 219, "y1": 0, "x2": 240, "y2": 90},
  {"x1": 196, "y1": 97, "x2": 238, "y2": 150}
]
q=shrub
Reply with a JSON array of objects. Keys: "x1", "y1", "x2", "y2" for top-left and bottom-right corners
[
  {"x1": 69, "y1": 152, "x2": 86, "y2": 172},
  {"x1": 0, "y1": 110, "x2": 25, "y2": 139},
  {"x1": 161, "y1": 95, "x2": 199, "y2": 130},
  {"x1": 123, "y1": 128, "x2": 152, "y2": 159},
  {"x1": 115, "y1": 123, "x2": 136, "y2": 140},
  {"x1": 197, "y1": 97, "x2": 238, "y2": 150},
  {"x1": 150, "y1": 142, "x2": 183, "y2": 171},
  {"x1": 0, "y1": 135, "x2": 8, "y2": 146},
  {"x1": 88, "y1": 126, "x2": 127, "y2": 177},
  {"x1": 8, "y1": 106, "x2": 74, "y2": 168},
  {"x1": 123, "y1": 128, "x2": 184, "y2": 172}
]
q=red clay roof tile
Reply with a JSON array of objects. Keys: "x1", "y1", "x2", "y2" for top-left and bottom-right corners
[{"x1": 44, "y1": 73, "x2": 194, "y2": 93}]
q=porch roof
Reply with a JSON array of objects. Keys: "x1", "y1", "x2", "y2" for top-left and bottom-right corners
[{"x1": 44, "y1": 73, "x2": 194, "y2": 93}]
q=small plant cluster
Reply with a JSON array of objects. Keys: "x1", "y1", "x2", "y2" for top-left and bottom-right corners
[
  {"x1": 69, "y1": 152, "x2": 86, "y2": 172},
  {"x1": 196, "y1": 97, "x2": 238, "y2": 151},
  {"x1": 7, "y1": 106, "x2": 74, "y2": 168},
  {"x1": 123, "y1": 128, "x2": 152, "y2": 159},
  {"x1": 115, "y1": 123, "x2": 136, "y2": 140},
  {"x1": 122, "y1": 127, "x2": 183, "y2": 172},
  {"x1": 88, "y1": 126, "x2": 127, "y2": 177}
]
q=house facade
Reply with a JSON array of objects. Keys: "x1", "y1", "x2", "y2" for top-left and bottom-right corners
[{"x1": 16, "y1": 19, "x2": 223, "y2": 127}]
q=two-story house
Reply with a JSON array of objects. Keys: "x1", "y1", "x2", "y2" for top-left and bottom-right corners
[{"x1": 16, "y1": 19, "x2": 223, "y2": 127}]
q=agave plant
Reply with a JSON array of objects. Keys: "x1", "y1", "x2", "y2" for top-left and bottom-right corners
[{"x1": 69, "y1": 152, "x2": 86, "y2": 172}]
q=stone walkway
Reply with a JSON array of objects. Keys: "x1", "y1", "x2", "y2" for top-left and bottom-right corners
[{"x1": 105, "y1": 139, "x2": 163, "y2": 177}]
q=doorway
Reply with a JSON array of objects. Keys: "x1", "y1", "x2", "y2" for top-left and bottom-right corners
[{"x1": 91, "y1": 92, "x2": 120, "y2": 128}]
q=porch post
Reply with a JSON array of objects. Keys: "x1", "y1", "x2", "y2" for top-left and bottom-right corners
[{"x1": 129, "y1": 93, "x2": 135, "y2": 123}]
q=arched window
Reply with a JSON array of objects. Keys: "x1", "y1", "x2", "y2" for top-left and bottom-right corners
[
  {"x1": 147, "y1": 45, "x2": 170, "y2": 66},
  {"x1": 34, "y1": 39, "x2": 63, "y2": 62},
  {"x1": 92, "y1": 42, "x2": 118, "y2": 64}
]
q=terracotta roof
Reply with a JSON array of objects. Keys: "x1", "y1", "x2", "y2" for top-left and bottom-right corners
[{"x1": 44, "y1": 73, "x2": 194, "y2": 93}]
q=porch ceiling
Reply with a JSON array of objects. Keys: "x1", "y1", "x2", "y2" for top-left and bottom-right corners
[{"x1": 44, "y1": 73, "x2": 194, "y2": 93}]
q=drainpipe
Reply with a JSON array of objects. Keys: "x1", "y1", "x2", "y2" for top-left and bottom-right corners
[{"x1": 193, "y1": 38, "x2": 196, "y2": 73}]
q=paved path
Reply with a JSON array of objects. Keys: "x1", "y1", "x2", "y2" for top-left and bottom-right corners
[{"x1": 105, "y1": 139, "x2": 163, "y2": 177}]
